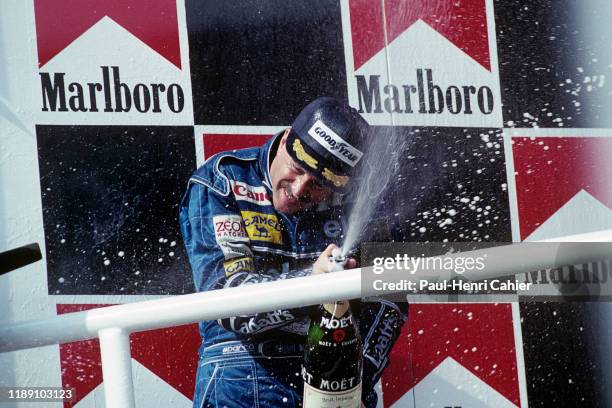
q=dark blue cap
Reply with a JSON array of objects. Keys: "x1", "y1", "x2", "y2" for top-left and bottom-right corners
[{"x1": 286, "y1": 97, "x2": 369, "y2": 191}]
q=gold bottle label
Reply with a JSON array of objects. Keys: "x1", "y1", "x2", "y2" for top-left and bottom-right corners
[{"x1": 322, "y1": 300, "x2": 350, "y2": 318}]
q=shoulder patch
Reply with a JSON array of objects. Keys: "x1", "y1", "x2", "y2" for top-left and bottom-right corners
[
  {"x1": 189, "y1": 150, "x2": 259, "y2": 196},
  {"x1": 230, "y1": 180, "x2": 272, "y2": 206}
]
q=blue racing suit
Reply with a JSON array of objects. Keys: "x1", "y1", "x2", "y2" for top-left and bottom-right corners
[{"x1": 179, "y1": 133, "x2": 405, "y2": 408}]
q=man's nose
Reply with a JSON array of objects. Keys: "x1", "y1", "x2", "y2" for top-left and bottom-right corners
[{"x1": 292, "y1": 174, "x2": 313, "y2": 198}]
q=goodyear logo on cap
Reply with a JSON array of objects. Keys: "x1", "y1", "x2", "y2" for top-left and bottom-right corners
[
  {"x1": 308, "y1": 120, "x2": 363, "y2": 167},
  {"x1": 241, "y1": 211, "x2": 283, "y2": 244}
]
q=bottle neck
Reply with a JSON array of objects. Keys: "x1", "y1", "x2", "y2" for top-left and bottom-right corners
[{"x1": 321, "y1": 300, "x2": 350, "y2": 318}]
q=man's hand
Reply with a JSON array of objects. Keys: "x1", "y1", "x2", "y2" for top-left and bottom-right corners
[{"x1": 312, "y1": 244, "x2": 357, "y2": 275}]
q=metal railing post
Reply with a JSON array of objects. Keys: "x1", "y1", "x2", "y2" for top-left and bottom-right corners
[{"x1": 99, "y1": 327, "x2": 136, "y2": 408}]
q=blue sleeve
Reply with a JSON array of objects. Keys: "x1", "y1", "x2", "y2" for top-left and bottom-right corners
[
  {"x1": 179, "y1": 181, "x2": 312, "y2": 336},
  {"x1": 358, "y1": 298, "x2": 407, "y2": 407}
]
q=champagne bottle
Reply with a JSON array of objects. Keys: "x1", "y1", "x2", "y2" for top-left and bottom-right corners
[{"x1": 302, "y1": 300, "x2": 363, "y2": 408}]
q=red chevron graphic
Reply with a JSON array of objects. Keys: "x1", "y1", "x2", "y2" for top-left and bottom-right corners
[
  {"x1": 203, "y1": 133, "x2": 272, "y2": 159},
  {"x1": 57, "y1": 304, "x2": 200, "y2": 407},
  {"x1": 349, "y1": 0, "x2": 491, "y2": 71},
  {"x1": 34, "y1": 0, "x2": 181, "y2": 68},
  {"x1": 382, "y1": 303, "x2": 520, "y2": 407},
  {"x1": 512, "y1": 137, "x2": 612, "y2": 240}
]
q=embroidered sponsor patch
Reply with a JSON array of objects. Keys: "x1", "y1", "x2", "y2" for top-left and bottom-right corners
[
  {"x1": 223, "y1": 256, "x2": 254, "y2": 277},
  {"x1": 308, "y1": 120, "x2": 363, "y2": 167},
  {"x1": 212, "y1": 215, "x2": 251, "y2": 259},
  {"x1": 213, "y1": 215, "x2": 248, "y2": 241},
  {"x1": 230, "y1": 180, "x2": 272, "y2": 205},
  {"x1": 221, "y1": 343, "x2": 256, "y2": 355},
  {"x1": 219, "y1": 241, "x2": 253, "y2": 260},
  {"x1": 280, "y1": 317, "x2": 311, "y2": 336},
  {"x1": 324, "y1": 219, "x2": 343, "y2": 238},
  {"x1": 241, "y1": 211, "x2": 283, "y2": 244},
  {"x1": 364, "y1": 312, "x2": 401, "y2": 369},
  {"x1": 230, "y1": 310, "x2": 295, "y2": 334}
]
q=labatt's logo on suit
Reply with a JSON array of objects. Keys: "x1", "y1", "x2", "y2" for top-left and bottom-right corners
[
  {"x1": 33, "y1": 0, "x2": 192, "y2": 125},
  {"x1": 341, "y1": 0, "x2": 503, "y2": 127}
]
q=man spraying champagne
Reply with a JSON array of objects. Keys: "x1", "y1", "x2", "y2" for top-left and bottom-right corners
[{"x1": 180, "y1": 97, "x2": 405, "y2": 407}]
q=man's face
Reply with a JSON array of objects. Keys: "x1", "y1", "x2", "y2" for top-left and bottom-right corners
[{"x1": 269, "y1": 131, "x2": 332, "y2": 215}]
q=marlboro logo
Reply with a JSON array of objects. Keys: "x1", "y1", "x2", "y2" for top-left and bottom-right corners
[
  {"x1": 356, "y1": 69, "x2": 494, "y2": 116},
  {"x1": 342, "y1": 0, "x2": 502, "y2": 127},
  {"x1": 33, "y1": 0, "x2": 190, "y2": 119},
  {"x1": 39, "y1": 66, "x2": 185, "y2": 113}
]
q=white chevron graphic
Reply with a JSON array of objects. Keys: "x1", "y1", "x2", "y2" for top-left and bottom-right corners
[
  {"x1": 390, "y1": 357, "x2": 518, "y2": 408},
  {"x1": 72, "y1": 359, "x2": 192, "y2": 408},
  {"x1": 525, "y1": 189, "x2": 612, "y2": 242}
]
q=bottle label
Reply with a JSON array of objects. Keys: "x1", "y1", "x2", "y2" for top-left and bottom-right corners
[{"x1": 303, "y1": 381, "x2": 362, "y2": 408}]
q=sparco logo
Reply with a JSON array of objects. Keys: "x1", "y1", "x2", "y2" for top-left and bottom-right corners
[
  {"x1": 357, "y1": 69, "x2": 493, "y2": 116},
  {"x1": 308, "y1": 120, "x2": 363, "y2": 167},
  {"x1": 40, "y1": 66, "x2": 185, "y2": 113},
  {"x1": 222, "y1": 344, "x2": 255, "y2": 355}
]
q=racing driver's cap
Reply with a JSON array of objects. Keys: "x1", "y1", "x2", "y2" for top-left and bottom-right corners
[{"x1": 286, "y1": 97, "x2": 370, "y2": 192}]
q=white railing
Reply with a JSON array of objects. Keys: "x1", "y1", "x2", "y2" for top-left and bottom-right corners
[{"x1": 1, "y1": 229, "x2": 612, "y2": 408}]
